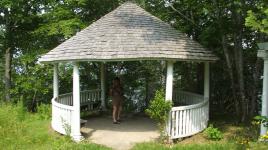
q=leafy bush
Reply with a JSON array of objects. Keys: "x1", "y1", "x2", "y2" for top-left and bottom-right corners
[
  {"x1": 36, "y1": 103, "x2": 51, "y2": 120},
  {"x1": 253, "y1": 115, "x2": 268, "y2": 127},
  {"x1": 145, "y1": 89, "x2": 172, "y2": 139},
  {"x1": 252, "y1": 115, "x2": 268, "y2": 140},
  {"x1": 204, "y1": 124, "x2": 223, "y2": 141}
]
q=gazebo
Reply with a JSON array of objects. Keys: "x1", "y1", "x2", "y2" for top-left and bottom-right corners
[{"x1": 39, "y1": 2, "x2": 217, "y2": 141}]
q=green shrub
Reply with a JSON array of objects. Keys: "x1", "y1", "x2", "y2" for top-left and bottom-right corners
[
  {"x1": 36, "y1": 103, "x2": 51, "y2": 120},
  {"x1": 253, "y1": 115, "x2": 268, "y2": 127},
  {"x1": 252, "y1": 115, "x2": 268, "y2": 140},
  {"x1": 145, "y1": 89, "x2": 172, "y2": 139},
  {"x1": 204, "y1": 124, "x2": 223, "y2": 141}
]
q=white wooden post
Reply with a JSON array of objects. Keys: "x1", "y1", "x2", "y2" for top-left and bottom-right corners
[
  {"x1": 53, "y1": 63, "x2": 59, "y2": 98},
  {"x1": 261, "y1": 59, "x2": 268, "y2": 136},
  {"x1": 204, "y1": 62, "x2": 210, "y2": 127},
  {"x1": 100, "y1": 62, "x2": 107, "y2": 110},
  {"x1": 52, "y1": 63, "x2": 59, "y2": 129},
  {"x1": 165, "y1": 61, "x2": 174, "y2": 101},
  {"x1": 165, "y1": 61, "x2": 174, "y2": 138},
  {"x1": 71, "y1": 62, "x2": 83, "y2": 141},
  {"x1": 204, "y1": 62, "x2": 210, "y2": 99},
  {"x1": 257, "y1": 42, "x2": 268, "y2": 136}
]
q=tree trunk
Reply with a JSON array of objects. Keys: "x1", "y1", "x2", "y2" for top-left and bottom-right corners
[
  {"x1": 232, "y1": 5, "x2": 247, "y2": 122},
  {"x1": 221, "y1": 35, "x2": 240, "y2": 118},
  {"x1": 234, "y1": 39, "x2": 247, "y2": 122},
  {"x1": 249, "y1": 58, "x2": 262, "y2": 119},
  {"x1": 3, "y1": 8, "x2": 13, "y2": 102},
  {"x1": 4, "y1": 47, "x2": 11, "y2": 102},
  {"x1": 216, "y1": 2, "x2": 241, "y2": 119}
]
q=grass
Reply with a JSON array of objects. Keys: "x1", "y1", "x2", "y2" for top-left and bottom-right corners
[
  {"x1": 132, "y1": 142, "x2": 242, "y2": 150},
  {"x1": 132, "y1": 141, "x2": 268, "y2": 150},
  {"x1": 0, "y1": 102, "x2": 111, "y2": 150},
  {"x1": 0, "y1": 102, "x2": 268, "y2": 150},
  {"x1": 131, "y1": 114, "x2": 268, "y2": 150}
]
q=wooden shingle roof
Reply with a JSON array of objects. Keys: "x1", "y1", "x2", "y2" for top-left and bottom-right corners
[{"x1": 39, "y1": 2, "x2": 218, "y2": 63}]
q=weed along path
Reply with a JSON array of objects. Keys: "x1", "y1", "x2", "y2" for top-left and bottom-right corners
[{"x1": 81, "y1": 115, "x2": 159, "y2": 150}]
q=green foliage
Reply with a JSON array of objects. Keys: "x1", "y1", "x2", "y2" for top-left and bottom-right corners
[
  {"x1": 36, "y1": 103, "x2": 51, "y2": 120},
  {"x1": 146, "y1": 89, "x2": 172, "y2": 124},
  {"x1": 246, "y1": 6, "x2": 268, "y2": 34},
  {"x1": 0, "y1": 0, "x2": 121, "y2": 107},
  {"x1": 132, "y1": 142, "x2": 244, "y2": 150},
  {"x1": 203, "y1": 124, "x2": 223, "y2": 141},
  {"x1": 145, "y1": 89, "x2": 172, "y2": 140},
  {"x1": 0, "y1": 102, "x2": 111, "y2": 150},
  {"x1": 61, "y1": 117, "x2": 72, "y2": 137},
  {"x1": 253, "y1": 115, "x2": 268, "y2": 127},
  {"x1": 252, "y1": 115, "x2": 268, "y2": 140}
]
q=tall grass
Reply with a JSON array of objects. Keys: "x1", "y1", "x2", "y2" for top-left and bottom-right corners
[
  {"x1": 1, "y1": 102, "x2": 267, "y2": 150},
  {"x1": 132, "y1": 142, "x2": 268, "y2": 150},
  {"x1": 0, "y1": 102, "x2": 111, "y2": 150}
]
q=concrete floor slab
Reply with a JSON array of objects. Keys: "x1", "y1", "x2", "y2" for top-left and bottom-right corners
[{"x1": 81, "y1": 115, "x2": 159, "y2": 150}]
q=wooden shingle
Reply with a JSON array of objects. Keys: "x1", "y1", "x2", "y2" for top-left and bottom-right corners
[{"x1": 39, "y1": 2, "x2": 218, "y2": 63}]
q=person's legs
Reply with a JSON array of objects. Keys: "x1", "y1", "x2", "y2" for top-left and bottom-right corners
[
  {"x1": 117, "y1": 99, "x2": 123, "y2": 121},
  {"x1": 113, "y1": 105, "x2": 118, "y2": 123},
  {"x1": 117, "y1": 105, "x2": 122, "y2": 121}
]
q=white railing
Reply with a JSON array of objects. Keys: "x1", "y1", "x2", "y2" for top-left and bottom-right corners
[
  {"x1": 173, "y1": 91, "x2": 204, "y2": 105},
  {"x1": 169, "y1": 91, "x2": 209, "y2": 139},
  {"x1": 51, "y1": 89, "x2": 101, "y2": 135},
  {"x1": 57, "y1": 92, "x2": 73, "y2": 106},
  {"x1": 51, "y1": 97, "x2": 74, "y2": 135},
  {"x1": 52, "y1": 89, "x2": 208, "y2": 139},
  {"x1": 55, "y1": 89, "x2": 101, "y2": 106},
  {"x1": 80, "y1": 90, "x2": 101, "y2": 109}
]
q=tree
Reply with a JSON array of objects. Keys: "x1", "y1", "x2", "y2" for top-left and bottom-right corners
[
  {"x1": 0, "y1": 0, "x2": 44, "y2": 102},
  {"x1": 141, "y1": 0, "x2": 266, "y2": 122}
]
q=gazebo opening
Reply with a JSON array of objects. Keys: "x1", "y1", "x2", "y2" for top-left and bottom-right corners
[{"x1": 51, "y1": 60, "x2": 209, "y2": 141}]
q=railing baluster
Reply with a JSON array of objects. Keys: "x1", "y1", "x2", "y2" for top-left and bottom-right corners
[
  {"x1": 183, "y1": 110, "x2": 186, "y2": 135},
  {"x1": 186, "y1": 109, "x2": 190, "y2": 135},
  {"x1": 179, "y1": 110, "x2": 183, "y2": 136},
  {"x1": 176, "y1": 110, "x2": 179, "y2": 137}
]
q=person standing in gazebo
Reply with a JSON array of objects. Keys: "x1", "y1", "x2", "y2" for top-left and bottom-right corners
[{"x1": 110, "y1": 77, "x2": 124, "y2": 124}]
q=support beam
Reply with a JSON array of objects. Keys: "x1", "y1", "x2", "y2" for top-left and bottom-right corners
[
  {"x1": 53, "y1": 63, "x2": 59, "y2": 98},
  {"x1": 165, "y1": 61, "x2": 174, "y2": 101},
  {"x1": 257, "y1": 42, "x2": 268, "y2": 136},
  {"x1": 204, "y1": 62, "x2": 210, "y2": 99},
  {"x1": 261, "y1": 59, "x2": 268, "y2": 135},
  {"x1": 52, "y1": 63, "x2": 59, "y2": 129},
  {"x1": 71, "y1": 62, "x2": 83, "y2": 142},
  {"x1": 100, "y1": 62, "x2": 107, "y2": 110},
  {"x1": 165, "y1": 61, "x2": 174, "y2": 138}
]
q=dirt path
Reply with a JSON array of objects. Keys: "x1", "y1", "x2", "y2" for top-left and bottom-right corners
[{"x1": 81, "y1": 115, "x2": 159, "y2": 150}]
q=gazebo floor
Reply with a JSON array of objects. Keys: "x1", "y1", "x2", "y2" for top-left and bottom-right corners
[{"x1": 81, "y1": 114, "x2": 159, "y2": 150}]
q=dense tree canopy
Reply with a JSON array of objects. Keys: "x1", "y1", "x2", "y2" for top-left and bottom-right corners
[{"x1": 0, "y1": 0, "x2": 267, "y2": 121}]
